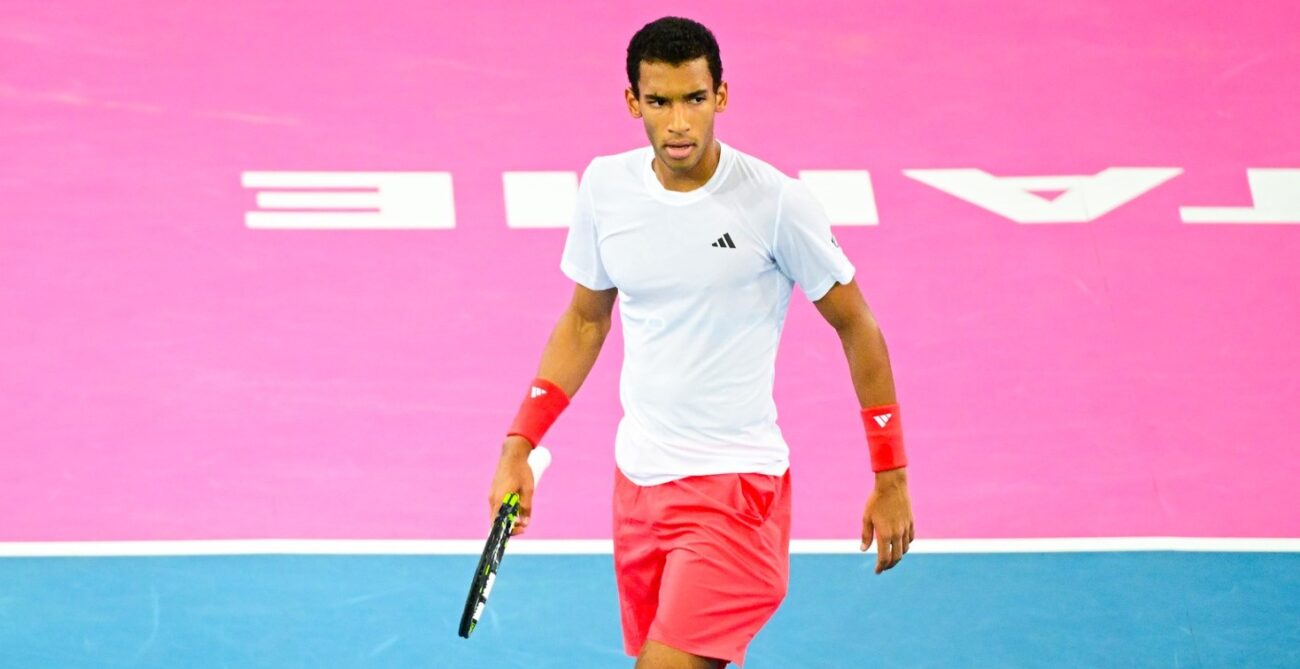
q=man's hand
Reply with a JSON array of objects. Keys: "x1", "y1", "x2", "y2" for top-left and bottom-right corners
[
  {"x1": 488, "y1": 437, "x2": 536, "y2": 536},
  {"x1": 861, "y1": 468, "x2": 914, "y2": 574}
]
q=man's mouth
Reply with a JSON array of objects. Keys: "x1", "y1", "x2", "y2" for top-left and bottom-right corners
[{"x1": 665, "y1": 142, "x2": 695, "y2": 160}]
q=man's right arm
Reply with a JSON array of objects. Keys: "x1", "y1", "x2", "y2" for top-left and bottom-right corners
[
  {"x1": 488, "y1": 282, "x2": 618, "y2": 532},
  {"x1": 528, "y1": 282, "x2": 618, "y2": 403}
]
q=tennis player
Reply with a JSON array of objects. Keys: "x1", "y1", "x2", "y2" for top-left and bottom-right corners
[{"x1": 488, "y1": 16, "x2": 914, "y2": 669}]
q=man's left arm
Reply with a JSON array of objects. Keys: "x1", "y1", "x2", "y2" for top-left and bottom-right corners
[{"x1": 813, "y1": 278, "x2": 915, "y2": 574}]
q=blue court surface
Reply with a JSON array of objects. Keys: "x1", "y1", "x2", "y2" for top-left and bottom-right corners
[{"x1": 3, "y1": 551, "x2": 1298, "y2": 668}]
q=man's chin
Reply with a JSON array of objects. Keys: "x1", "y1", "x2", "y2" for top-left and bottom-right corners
[{"x1": 659, "y1": 149, "x2": 698, "y2": 172}]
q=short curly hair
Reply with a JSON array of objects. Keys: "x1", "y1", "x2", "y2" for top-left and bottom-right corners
[{"x1": 626, "y1": 17, "x2": 723, "y2": 98}]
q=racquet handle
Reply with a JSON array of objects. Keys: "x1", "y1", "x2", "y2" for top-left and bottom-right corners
[{"x1": 528, "y1": 445, "x2": 552, "y2": 487}]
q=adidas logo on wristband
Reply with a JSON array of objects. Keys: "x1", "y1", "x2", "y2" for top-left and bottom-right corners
[
  {"x1": 530, "y1": 386, "x2": 547, "y2": 399},
  {"x1": 873, "y1": 413, "x2": 893, "y2": 428}
]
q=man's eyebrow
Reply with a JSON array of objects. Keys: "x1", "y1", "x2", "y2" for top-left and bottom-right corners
[{"x1": 645, "y1": 89, "x2": 710, "y2": 100}]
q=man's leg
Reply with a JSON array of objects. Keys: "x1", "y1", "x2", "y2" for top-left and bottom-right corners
[
  {"x1": 636, "y1": 639, "x2": 723, "y2": 669},
  {"x1": 615, "y1": 469, "x2": 668, "y2": 658},
  {"x1": 635, "y1": 472, "x2": 793, "y2": 668}
]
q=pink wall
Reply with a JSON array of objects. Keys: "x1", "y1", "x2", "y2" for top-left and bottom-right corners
[{"x1": 2, "y1": 1, "x2": 1297, "y2": 541}]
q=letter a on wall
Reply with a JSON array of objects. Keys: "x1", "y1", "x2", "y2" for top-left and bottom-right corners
[{"x1": 903, "y1": 168, "x2": 1182, "y2": 223}]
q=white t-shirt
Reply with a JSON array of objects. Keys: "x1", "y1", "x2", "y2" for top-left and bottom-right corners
[{"x1": 560, "y1": 140, "x2": 856, "y2": 486}]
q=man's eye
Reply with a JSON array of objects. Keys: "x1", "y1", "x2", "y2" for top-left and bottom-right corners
[{"x1": 691, "y1": 97, "x2": 705, "y2": 103}]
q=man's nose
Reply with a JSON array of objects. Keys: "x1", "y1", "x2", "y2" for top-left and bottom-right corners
[{"x1": 668, "y1": 103, "x2": 689, "y2": 133}]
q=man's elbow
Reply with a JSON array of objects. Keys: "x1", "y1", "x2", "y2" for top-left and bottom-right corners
[
  {"x1": 569, "y1": 308, "x2": 613, "y2": 343},
  {"x1": 586, "y1": 315, "x2": 613, "y2": 341},
  {"x1": 829, "y1": 306, "x2": 879, "y2": 338}
]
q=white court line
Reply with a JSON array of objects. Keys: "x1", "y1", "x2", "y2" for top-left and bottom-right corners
[{"x1": 0, "y1": 537, "x2": 1298, "y2": 557}]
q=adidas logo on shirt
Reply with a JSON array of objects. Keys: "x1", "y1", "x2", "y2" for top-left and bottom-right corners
[
  {"x1": 873, "y1": 413, "x2": 893, "y2": 428},
  {"x1": 530, "y1": 386, "x2": 547, "y2": 399},
  {"x1": 711, "y1": 232, "x2": 737, "y2": 249}
]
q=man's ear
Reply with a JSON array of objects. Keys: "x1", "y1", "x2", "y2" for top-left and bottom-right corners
[
  {"x1": 714, "y1": 81, "x2": 728, "y2": 113},
  {"x1": 625, "y1": 88, "x2": 642, "y2": 118}
]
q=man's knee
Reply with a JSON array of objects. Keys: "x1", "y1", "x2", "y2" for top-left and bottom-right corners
[{"x1": 635, "y1": 639, "x2": 724, "y2": 669}]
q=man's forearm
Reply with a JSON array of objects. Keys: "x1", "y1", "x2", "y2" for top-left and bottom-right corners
[
  {"x1": 839, "y1": 318, "x2": 908, "y2": 485},
  {"x1": 836, "y1": 316, "x2": 898, "y2": 409},
  {"x1": 535, "y1": 307, "x2": 612, "y2": 399}
]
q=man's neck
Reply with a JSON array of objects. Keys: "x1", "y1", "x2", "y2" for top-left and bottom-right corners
[{"x1": 653, "y1": 140, "x2": 721, "y2": 193}]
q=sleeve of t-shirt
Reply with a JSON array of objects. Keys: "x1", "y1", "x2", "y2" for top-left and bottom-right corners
[
  {"x1": 559, "y1": 161, "x2": 616, "y2": 291},
  {"x1": 773, "y1": 178, "x2": 856, "y2": 301}
]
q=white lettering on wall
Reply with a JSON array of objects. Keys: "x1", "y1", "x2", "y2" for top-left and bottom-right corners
[
  {"x1": 240, "y1": 168, "x2": 1300, "y2": 228},
  {"x1": 503, "y1": 171, "x2": 579, "y2": 229},
  {"x1": 1180, "y1": 169, "x2": 1300, "y2": 224},
  {"x1": 242, "y1": 172, "x2": 455, "y2": 229},
  {"x1": 902, "y1": 168, "x2": 1182, "y2": 223},
  {"x1": 798, "y1": 170, "x2": 879, "y2": 225}
]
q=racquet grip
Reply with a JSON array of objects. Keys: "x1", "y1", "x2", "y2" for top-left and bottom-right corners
[{"x1": 528, "y1": 445, "x2": 552, "y2": 487}]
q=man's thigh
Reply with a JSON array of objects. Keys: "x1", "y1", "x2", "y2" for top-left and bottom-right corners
[
  {"x1": 646, "y1": 472, "x2": 793, "y2": 666},
  {"x1": 636, "y1": 639, "x2": 723, "y2": 669}
]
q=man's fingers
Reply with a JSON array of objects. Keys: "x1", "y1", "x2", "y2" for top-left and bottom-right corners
[
  {"x1": 487, "y1": 491, "x2": 502, "y2": 521},
  {"x1": 875, "y1": 528, "x2": 892, "y2": 573},
  {"x1": 510, "y1": 504, "x2": 528, "y2": 536},
  {"x1": 516, "y1": 504, "x2": 532, "y2": 530},
  {"x1": 876, "y1": 527, "x2": 915, "y2": 572},
  {"x1": 892, "y1": 526, "x2": 910, "y2": 565},
  {"x1": 512, "y1": 480, "x2": 535, "y2": 536},
  {"x1": 861, "y1": 517, "x2": 874, "y2": 552}
]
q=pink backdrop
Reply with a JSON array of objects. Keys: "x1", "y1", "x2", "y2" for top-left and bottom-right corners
[{"x1": 2, "y1": 1, "x2": 1297, "y2": 541}]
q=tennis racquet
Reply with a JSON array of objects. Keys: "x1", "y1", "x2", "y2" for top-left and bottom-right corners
[{"x1": 458, "y1": 445, "x2": 552, "y2": 638}]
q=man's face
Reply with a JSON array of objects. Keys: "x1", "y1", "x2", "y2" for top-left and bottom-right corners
[{"x1": 626, "y1": 57, "x2": 728, "y2": 175}]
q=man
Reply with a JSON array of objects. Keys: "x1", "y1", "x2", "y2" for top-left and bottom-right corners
[{"x1": 489, "y1": 16, "x2": 914, "y2": 669}]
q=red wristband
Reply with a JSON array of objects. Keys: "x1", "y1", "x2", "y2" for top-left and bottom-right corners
[
  {"x1": 507, "y1": 378, "x2": 570, "y2": 448},
  {"x1": 861, "y1": 403, "x2": 907, "y2": 472}
]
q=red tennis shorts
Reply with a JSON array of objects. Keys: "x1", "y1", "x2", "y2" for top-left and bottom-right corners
[{"x1": 612, "y1": 467, "x2": 792, "y2": 667}]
